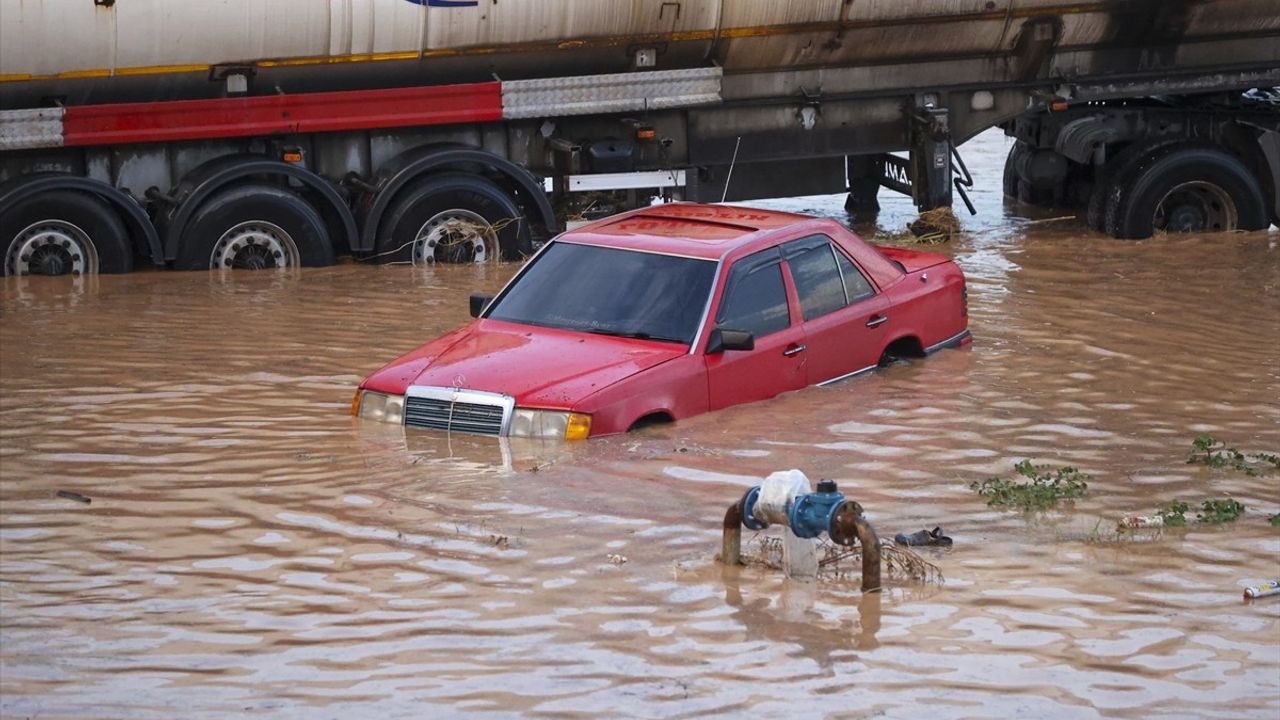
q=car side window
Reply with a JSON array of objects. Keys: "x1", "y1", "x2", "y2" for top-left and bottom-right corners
[
  {"x1": 834, "y1": 249, "x2": 875, "y2": 303},
  {"x1": 717, "y1": 259, "x2": 790, "y2": 338},
  {"x1": 784, "y1": 236, "x2": 877, "y2": 321},
  {"x1": 788, "y1": 243, "x2": 847, "y2": 321}
]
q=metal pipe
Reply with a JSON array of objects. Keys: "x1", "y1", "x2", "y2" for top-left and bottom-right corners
[
  {"x1": 830, "y1": 501, "x2": 881, "y2": 593},
  {"x1": 144, "y1": 186, "x2": 181, "y2": 206},
  {"x1": 721, "y1": 495, "x2": 745, "y2": 566},
  {"x1": 852, "y1": 512, "x2": 881, "y2": 593}
]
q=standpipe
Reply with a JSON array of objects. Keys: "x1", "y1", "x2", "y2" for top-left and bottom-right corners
[{"x1": 720, "y1": 478, "x2": 881, "y2": 592}]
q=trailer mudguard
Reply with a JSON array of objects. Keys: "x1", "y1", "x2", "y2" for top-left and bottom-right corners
[
  {"x1": 0, "y1": 172, "x2": 163, "y2": 266},
  {"x1": 359, "y1": 145, "x2": 557, "y2": 253},
  {"x1": 159, "y1": 156, "x2": 358, "y2": 261}
]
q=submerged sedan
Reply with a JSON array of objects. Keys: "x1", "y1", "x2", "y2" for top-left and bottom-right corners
[{"x1": 355, "y1": 203, "x2": 970, "y2": 439}]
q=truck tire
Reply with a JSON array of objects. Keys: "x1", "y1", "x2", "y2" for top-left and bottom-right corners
[
  {"x1": 1002, "y1": 142, "x2": 1024, "y2": 199},
  {"x1": 176, "y1": 184, "x2": 335, "y2": 271},
  {"x1": 375, "y1": 173, "x2": 532, "y2": 264},
  {"x1": 1084, "y1": 140, "x2": 1179, "y2": 232},
  {"x1": 1, "y1": 190, "x2": 133, "y2": 276},
  {"x1": 1104, "y1": 144, "x2": 1268, "y2": 239},
  {"x1": 1003, "y1": 142, "x2": 1053, "y2": 205}
]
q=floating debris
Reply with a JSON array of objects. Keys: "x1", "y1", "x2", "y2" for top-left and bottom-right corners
[
  {"x1": 743, "y1": 535, "x2": 942, "y2": 585},
  {"x1": 907, "y1": 207, "x2": 961, "y2": 242},
  {"x1": 1243, "y1": 581, "x2": 1280, "y2": 600},
  {"x1": 893, "y1": 526, "x2": 954, "y2": 547},
  {"x1": 56, "y1": 490, "x2": 91, "y2": 504},
  {"x1": 1118, "y1": 514, "x2": 1164, "y2": 529},
  {"x1": 607, "y1": 554, "x2": 627, "y2": 565}
]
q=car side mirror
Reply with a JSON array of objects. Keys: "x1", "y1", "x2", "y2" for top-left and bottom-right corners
[
  {"x1": 469, "y1": 293, "x2": 494, "y2": 318},
  {"x1": 706, "y1": 328, "x2": 754, "y2": 354}
]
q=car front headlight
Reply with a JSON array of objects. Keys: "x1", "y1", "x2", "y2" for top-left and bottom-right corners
[
  {"x1": 509, "y1": 408, "x2": 592, "y2": 440},
  {"x1": 356, "y1": 390, "x2": 405, "y2": 424}
]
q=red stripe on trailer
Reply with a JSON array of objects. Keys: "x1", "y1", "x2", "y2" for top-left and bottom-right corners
[{"x1": 60, "y1": 82, "x2": 503, "y2": 147}]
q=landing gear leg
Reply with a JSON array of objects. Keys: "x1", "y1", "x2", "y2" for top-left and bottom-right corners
[{"x1": 844, "y1": 155, "x2": 881, "y2": 215}]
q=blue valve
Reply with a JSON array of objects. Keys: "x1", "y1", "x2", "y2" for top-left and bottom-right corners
[
  {"x1": 740, "y1": 480, "x2": 848, "y2": 538},
  {"x1": 741, "y1": 485, "x2": 768, "y2": 530},
  {"x1": 788, "y1": 479, "x2": 846, "y2": 539}
]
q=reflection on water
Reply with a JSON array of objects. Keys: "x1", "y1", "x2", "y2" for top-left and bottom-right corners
[{"x1": 2, "y1": 130, "x2": 1279, "y2": 718}]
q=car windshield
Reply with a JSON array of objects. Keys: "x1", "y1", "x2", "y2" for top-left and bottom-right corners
[{"x1": 487, "y1": 242, "x2": 717, "y2": 345}]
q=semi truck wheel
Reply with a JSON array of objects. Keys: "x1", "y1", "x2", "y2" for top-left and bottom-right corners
[
  {"x1": 1001, "y1": 142, "x2": 1025, "y2": 199},
  {"x1": 1084, "y1": 140, "x2": 1179, "y2": 232},
  {"x1": 1, "y1": 191, "x2": 133, "y2": 276},
  {"x1": 177, "y1": 184, "x2": 334, "y2": 270},
  {"x1": 1104, "y1": 145, "x2": 1268, "y2": 239},
  {"x1": 376, "y1": 173, "x2": 531, "y2": 264}
]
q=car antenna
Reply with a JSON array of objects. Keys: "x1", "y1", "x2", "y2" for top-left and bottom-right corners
[{"x1": 720, "y1": 136, "x2": 741, "y2": 204}]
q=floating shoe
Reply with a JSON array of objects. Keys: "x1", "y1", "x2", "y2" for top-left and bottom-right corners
[{"x1": 894, "y1": 526, "x2": 953, "y2": 547}]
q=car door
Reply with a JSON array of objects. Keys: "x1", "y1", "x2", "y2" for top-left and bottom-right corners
[
  {"x1": 704, "y1": 248, "x2": 808, "y2": 410},
  {"x1": 782, "y1": 235, "x2": 889, "y2": 385}
]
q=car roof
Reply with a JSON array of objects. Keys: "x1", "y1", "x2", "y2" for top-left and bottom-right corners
[{"x1": 557, "y1": 203, "x2": 823, "y2": 260}]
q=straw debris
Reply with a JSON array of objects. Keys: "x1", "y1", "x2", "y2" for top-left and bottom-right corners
[
  {"x1": 742, "y1": 534, "x2": 942, "y2": 585},
  {"x1": 907, "y1": 207, "x2": 962, "y2": 242}
]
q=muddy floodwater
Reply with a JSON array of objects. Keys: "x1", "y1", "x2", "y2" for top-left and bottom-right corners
[{"x1": 2, "y1": 131, "x2": 1279, "y2": 718}]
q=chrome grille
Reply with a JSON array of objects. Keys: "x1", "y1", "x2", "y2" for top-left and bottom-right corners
[{"x1": 404, "y1": 395, "x2": 506, "y2": 435}]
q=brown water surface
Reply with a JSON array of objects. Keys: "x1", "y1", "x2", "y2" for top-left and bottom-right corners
[{"x1": 2, "y1": 132, "x2": 1279, "y2": 718}]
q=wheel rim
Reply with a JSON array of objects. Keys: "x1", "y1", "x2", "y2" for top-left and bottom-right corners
[
  {"x1": 412, "y1": 210, "x2": 497, "y2": 264},
  {"x1": 210, "y1": 221, "x2": 300, "y2": 270},
  {"x1": 1153, "y1": 181, "x2": 1237, "y2": 233},
  {"x1": 5, "y1": 220, "x2": 99, "y2": 276}
]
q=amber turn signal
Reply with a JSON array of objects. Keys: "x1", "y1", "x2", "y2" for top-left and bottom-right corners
[{"x1": 565, "y1": 413, "x2": 592, "y2": 440}]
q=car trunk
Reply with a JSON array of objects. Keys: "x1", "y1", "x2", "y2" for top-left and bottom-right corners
[{"x1": 874, "y1": 245, "x2": 952, "y2": 274}]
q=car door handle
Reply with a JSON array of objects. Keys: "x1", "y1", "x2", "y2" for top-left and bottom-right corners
[
  {"x1": 865, "y1": 315, "x2": 888, "y2": 328},
  {"x1": 782, "y1": 343, "x2": 806, "y2": 357}
]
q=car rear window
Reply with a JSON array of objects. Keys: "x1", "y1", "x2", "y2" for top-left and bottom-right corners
[{"x1": 487, "y1": 242, "x2": 716, "y2": 344}]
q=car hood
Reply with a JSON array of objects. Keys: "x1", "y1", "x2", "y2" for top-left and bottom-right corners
[{"x1": 363, "y1": 319, "x2": 688, "y2": 409}]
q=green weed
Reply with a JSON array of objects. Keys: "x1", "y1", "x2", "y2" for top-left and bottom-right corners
[
  {"x1": 1196, "y1": 498, "x2": 1245, "y2": 524},
  {"x1": 1151, "y1": 498, "x2": 1245, "y2": 526},
  {"x1": 1158, "y1": 499, "x2": 1190, "y2": 527},
  {"x1": 970, "y1": 460, "x2": 1089, "y2": 511},
  {"x1": 1187, "y1": 435, "x2": 1278, "y2": 477},
  {"x1": 1270, "y1": 513, "x2": 1280, "y2": 527}
]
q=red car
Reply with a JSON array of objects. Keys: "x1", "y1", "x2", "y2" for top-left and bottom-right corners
[{"x1": 355, "y1": 204, "x2": 970, "y2": 439}]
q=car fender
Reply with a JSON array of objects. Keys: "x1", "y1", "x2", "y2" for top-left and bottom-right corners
[{"x1": 570, "y1": 354, "x2": 707, "y2": 436}]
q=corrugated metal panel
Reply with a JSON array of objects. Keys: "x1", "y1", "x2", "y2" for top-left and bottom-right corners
[
  {"x1": 0, "y1": 107, "x2": 64, "y2": 150},
  {"x1": 502, "y1": 67, "x2": 721, "y2": 119}
]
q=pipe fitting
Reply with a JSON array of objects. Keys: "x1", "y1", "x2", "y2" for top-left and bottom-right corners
[
  {"x1": 741, "y1": 485, "x2": 768, "y2": 530},
  {"x1": 788, "y1": 479, "x2": 846, "y2": 539},
  {"x1": 719, "y1": 473, "x2": 882, "y2": 592}
]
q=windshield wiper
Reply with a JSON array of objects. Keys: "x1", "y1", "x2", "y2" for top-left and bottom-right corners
[{"x1": 584, "y1": 328, "x2": 686, "y2": 344}]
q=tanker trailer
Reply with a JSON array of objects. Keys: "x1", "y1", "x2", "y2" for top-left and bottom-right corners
[{"x1": 1, "y1": 0, "x2": 1277, "y2": 276}]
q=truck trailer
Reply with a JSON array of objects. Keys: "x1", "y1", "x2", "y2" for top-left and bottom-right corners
[{"x1": 1, "y1": 0, "x2": 1277, "y2": 276}]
